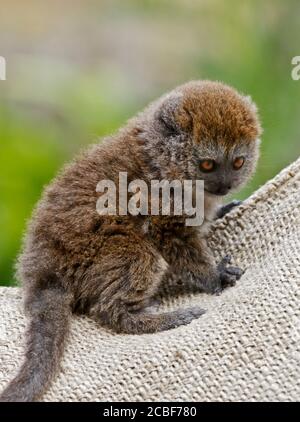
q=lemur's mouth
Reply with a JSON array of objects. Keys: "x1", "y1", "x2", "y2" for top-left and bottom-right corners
[{"x1": 204, "y1": 187, "x2": 231, "y2": 196}]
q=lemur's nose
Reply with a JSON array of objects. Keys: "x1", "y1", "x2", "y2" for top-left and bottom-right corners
[{"x1": 214, "y1": 183, "x2": 231, "y2": 196}]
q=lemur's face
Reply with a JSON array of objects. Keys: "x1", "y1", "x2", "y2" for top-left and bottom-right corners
[
  {"x1": 194, "y1": 138, "x2": 260, "y2": 196},
  {"x1": 153, "y1": 81, "x2": 262, "y2": 195}
]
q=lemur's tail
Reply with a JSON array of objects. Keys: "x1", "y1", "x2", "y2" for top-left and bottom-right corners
[{"x1": 0, "y1": 287, "x2": 71, "y2": 402}]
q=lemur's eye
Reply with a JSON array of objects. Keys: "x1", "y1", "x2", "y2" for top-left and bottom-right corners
[
  {"x1": 233, "y1": 156, "x2": 245, "y2": 170},
  {"x1": 199, "y1": 159, "x2": 216, "y2": 173}
]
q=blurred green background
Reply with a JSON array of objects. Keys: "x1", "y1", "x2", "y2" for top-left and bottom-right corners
[{"x1": 1, "y1": 0, "x2": 300, "y2": 285}]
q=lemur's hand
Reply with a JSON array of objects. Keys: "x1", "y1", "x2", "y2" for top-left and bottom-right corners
[
  {"x1": 185, "y1": 255, "x2": 243, "y2": 295},
  {"x1": 213, "y1": 255, "x2": 244, "y2": 294},
  {"x1": 216, "y1": 200, "x2": 242, "y2": 219}
]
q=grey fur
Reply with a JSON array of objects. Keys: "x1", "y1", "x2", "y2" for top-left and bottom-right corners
[{"x1": 0, "y1": 80, "x2": 261, "y2": 402}]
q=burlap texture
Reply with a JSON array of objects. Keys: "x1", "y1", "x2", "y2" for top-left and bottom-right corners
[{"x1": 0, "y1": 157, "x2": 299, "y2": 401}]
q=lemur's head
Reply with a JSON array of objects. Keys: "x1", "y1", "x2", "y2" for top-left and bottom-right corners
[{"x1": 141, "y1": 80, "x2": 262, "y2": 196}]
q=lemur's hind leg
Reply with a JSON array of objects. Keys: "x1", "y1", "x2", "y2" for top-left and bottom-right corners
[{"x1": 88, "y1": 234, "x2": 205, "y2": 334}]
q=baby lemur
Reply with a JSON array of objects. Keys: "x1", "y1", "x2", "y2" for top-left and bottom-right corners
[{"x1": 0, "y1": 80, "x2": 261, "y2": 402}]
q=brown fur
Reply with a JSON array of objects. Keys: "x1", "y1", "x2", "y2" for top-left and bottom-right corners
[
  {"x1": 0, "y1": 80, "x2": 261, "y2": 401},
  {"x1": 180, "y1": 81, "x2": 260, "y2": 144}
]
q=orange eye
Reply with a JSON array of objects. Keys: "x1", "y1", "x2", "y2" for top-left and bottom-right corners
[
  {"x1": 199, "y1": 159, "x2": 216, "y2": 173},
  {"x1": 233, "y1": 156, "x2": 245, "y2": 170}
]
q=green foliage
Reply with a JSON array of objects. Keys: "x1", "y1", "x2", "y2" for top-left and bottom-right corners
[{"x1": 1, "y1": 0, "x2": 300, "y2": 285}]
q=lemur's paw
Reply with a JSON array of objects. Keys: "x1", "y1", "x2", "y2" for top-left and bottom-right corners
[
  {"x1": 215, "y1": 255, "x2": 244, "y2": 293},
  {"x1": 175, "y1": 307, "x2": 206, "y2": 326},
  {"x1": 216, "y1": 200, "x2": 242, "y2": 219}
]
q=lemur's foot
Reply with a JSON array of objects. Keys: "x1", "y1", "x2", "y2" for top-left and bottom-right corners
[
  {"x1": 144, "y1": 297, "x2": 162, "y2": 313},
  {"x1": 168, "y1": 307, "x2": 206, "y2": 328},
  {"x1": 216, "y1": 200, "x2": 242, "y2": 219},
  {"x1": 214, "y1": 255, "x2": 244, "y2": 294}
]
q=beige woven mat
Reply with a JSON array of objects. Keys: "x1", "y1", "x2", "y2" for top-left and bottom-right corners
[{"x1": 0, "y1": 157, "x2": 299, "y2": 401}]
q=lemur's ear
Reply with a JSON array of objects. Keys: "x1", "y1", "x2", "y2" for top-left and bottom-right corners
[{"x1": 155, "y1": 93, "x2": 192, "y2": 135}]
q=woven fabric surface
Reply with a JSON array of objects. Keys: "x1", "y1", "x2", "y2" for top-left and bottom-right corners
[{"x1": 0, "y1": 157, "x2": 299, "y2": 402}]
